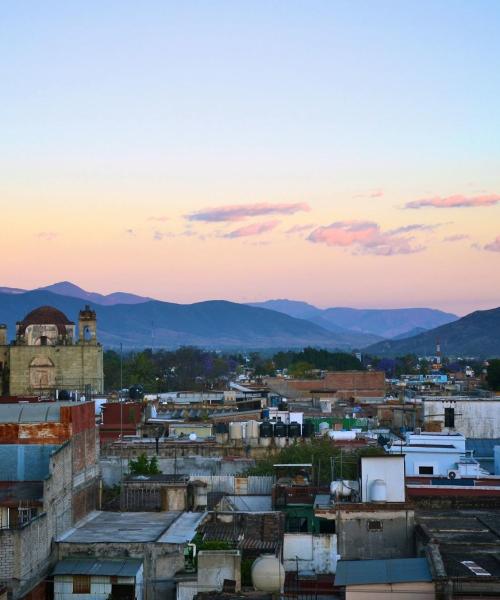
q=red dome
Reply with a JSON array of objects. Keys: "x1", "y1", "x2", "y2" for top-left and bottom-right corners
[{"x1": 18, "y1": 306, "x2": 74, "y2": 335}]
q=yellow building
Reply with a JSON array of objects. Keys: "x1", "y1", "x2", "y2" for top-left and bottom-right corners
[{"x1": 0, "y1": 305, "x2": 104, "y2": 397}]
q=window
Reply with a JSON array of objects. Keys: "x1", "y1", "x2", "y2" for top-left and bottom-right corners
[
  {"x1": 367, "y1": 520, "x2": 383, "y2": 532},
  {"x1": 287, "y1": 516, "x2": 308, "y2": 533},
  {"x1": 444, "y1": 407, "x2": 455, "y2": 428},
  {"x1": 318, "y1": 518, "x2": 336, "y2": 534},
  {"x1": 73, "y1": 576, "x2": 91, "y2": 594},
  {"x1": 418, "y1": 466, "x2": 434, "y2": 475}
]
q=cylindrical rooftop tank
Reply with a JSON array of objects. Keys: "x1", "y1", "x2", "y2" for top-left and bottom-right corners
[
  {"x1": 319, "y1": 421, "x2": 330, "y2": 435},
  {"x1": 261, "y1": 408, "x2": 270, "y2": 419},
  {"x1": 327, "y1": 430, "x2": 357, "y2": 441},
  {"x1": 330, "y1": 480, "x2": 351, "y2": 497},
  {"x1": 302, "y1": 420, "x2": 314, "y2": 438},
  {"x1": 274, "y1": 419, "x2": 287, "y2": 438},
  {"x1": 246, "y1": 420, "x2": 260, "y2": 439},
  {"x1": 229, "y1": 422, "x2": 243, "y2": 440},
  {"x1": 259, "y1": 421, "x2": 273, "y2": 438},
  {"x1": 129, "y1": 384, "x2": 144, "y2": 400},
  {"x1": 252, "y1": 555, "x2": 285, "y2": 593},
  {"x1": 288, "y1": 421, "x2": 301, "y2": 438},
  {"x1": 215, "y1": 422, "x2": 229, "y2": 434},
  {"x1": 370, "y1": 479, "x2": 387, "y2": 502}
]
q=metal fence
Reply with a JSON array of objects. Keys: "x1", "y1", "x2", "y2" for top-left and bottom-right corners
[{"x1": 188, "y1": 475, "x2": 274, "y2": 494}]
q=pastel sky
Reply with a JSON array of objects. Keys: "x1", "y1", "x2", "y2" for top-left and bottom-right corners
[{"x1": 1, "y1": 1, "x2": 499, "y2": 315}]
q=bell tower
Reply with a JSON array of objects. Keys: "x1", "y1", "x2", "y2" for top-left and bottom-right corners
[{"x1": 78, "y1": 305, "x2": 97, "y2": 344}]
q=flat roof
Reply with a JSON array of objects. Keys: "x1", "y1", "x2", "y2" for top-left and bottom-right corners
[
  {"x1": 57, "y1": 511, "x2": 180, "y2": 543},
  {"x1": 53, "y1": 558, "x2": 142, "y2": 577},
  {"x1": 157, "y1": 511, "x2": 207, "y2": 544},
  {"x1": 335, "y1": 558, "x2": 432, "y2": 586}
]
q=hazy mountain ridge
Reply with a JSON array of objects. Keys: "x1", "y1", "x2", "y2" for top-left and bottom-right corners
[
  {"x1": 250, "y1": 299, "x2": 458, "y2": 338},
  {"x1": 364, "y1": 307, "x2": 500, "y2": 358},
  {"x1": 0, "y1": 290, "x2": 370, "y2": 350}
]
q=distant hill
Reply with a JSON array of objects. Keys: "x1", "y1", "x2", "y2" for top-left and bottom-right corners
[
  {"x1": 364, "y1": 307, "x2": 500, "y2": 358},
  {"x1": 0, "y1": 290, "x2": 371, "y2": 350},
  {"x1": 250, "y1": 300, "x2": 457, "y2": 339},
  {"x1": 37, "y1": 281, "x2": 151, "y2": 305}
]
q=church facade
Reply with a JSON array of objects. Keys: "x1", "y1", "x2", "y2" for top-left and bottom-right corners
[{"x1": 0, "y1": 305, "x2": 104, "y2": 397}]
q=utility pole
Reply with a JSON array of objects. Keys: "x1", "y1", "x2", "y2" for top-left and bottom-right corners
[{"x1": 120, "y1": 343, "x2": 124, "y2": 483}]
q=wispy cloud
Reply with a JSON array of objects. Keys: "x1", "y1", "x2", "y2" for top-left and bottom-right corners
[
  {"x1": 308, "y1": 220, "x2": 425, "y2": 256},
  {"x1": 36, "y1": 231, "x2": 58, "y2": 241},
  {"x1": 186, "y1": 202, "x2": 310, "y2": 222},
  {"x1": 224, "y1": 220, "x2": 280, "y2": 238},
  {"x1": 387, "y1": 223, "x2": 445, "y2": 235},
  {"x1": 285, "y1": 223, "x2": 316, "y2": 234},
  {"x1": 353, "y1": 189, "x2": 384, "y2": 199},
  {"x1": 405, "y1": 194, "x2": 500, "y2": 209},
  {"x1": 484, "y1": 235, "x2": 500, "y2": 252},
  {"x1": 443, "y1": 234, "x2": 469, "y2": 242}
]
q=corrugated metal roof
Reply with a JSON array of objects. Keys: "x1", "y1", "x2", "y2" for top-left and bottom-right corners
[
  {"x1": 335, "y1": 558, "x2": 432, "y2": 586},
  {"x1": 157, "y1": 511, "x2": 207, "y2": 544},
  {"x1": 0, "y1": 402, "x2": 77, "y2": 423},
  {"x1": 53, "y1": 558, "x2": 142, "y2": 577}
]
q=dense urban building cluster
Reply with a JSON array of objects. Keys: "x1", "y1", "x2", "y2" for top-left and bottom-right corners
[{"x1": 1, "y1": 305, "x2": 500, "y2": 600}]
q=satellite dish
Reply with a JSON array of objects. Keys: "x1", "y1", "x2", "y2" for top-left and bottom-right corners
[{"x1": 189, "y1": 433, "x2": 197, "y2": 441}]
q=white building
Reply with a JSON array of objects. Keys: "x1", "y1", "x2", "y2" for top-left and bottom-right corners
[{"x1": 386, "y1": 431, "x2": 487, "y2": 478}]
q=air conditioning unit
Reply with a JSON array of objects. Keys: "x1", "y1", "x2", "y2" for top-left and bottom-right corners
[{"x1": 447, "y1": 469, "x2": 461, "y2": 480}]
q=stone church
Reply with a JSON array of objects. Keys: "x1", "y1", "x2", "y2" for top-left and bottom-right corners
[{"x1": 0, "y1": 305, "x2": 104, "y2": 397}]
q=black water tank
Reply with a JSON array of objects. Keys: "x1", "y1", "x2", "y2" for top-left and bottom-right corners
[
  {"x1": 302, "y1": 420, "x2": 314, "y2": 438},
  {"x1": 215, "y1": 422, "x2": 229, "y2": 434},
  {"x1": 58, "y1": 390, "x2": 71, "y2": 401},
  {"x1": 288, "y1": 421, "x2": 301, "y2": 438},
  {"x1": 129, "y1": 384, "x2": 144, "y2": 400},
  {"x1": 259, "y1": 420, "x2": 273, "y2": 438},
  {"x1": 274, "y1": 419, "x2": 287, "y2": 438}
]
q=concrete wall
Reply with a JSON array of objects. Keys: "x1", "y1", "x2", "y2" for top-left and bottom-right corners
[
  {"x1": 360, "y1": 456, "x2": 405, "y2": 503},
  {"x1": 197, "y1": 550, "x2": 241, "y2": 592},
  {"x1": 54, "y1": 570, "x2": 143, "y2": 600},
  {"x1": 337, "y1": 509, "x2": 415, "y2": 560},
  {"x1": 346, "y1": 581, "x2": 435, "y2": 600},
  {"x1": 283, "y1": 534, "x2": 337, "y2": 574},
  {"x1": 423, "y1": 399, "x2": 500, "y2": 438}
]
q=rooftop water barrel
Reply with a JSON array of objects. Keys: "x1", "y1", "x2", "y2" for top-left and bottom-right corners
[
  {"x1": 302, "y1": 420, "x2": 314, "y2": 438},
  {"x1": 259, "y1": 420, "x2": 273, "y2": 438},
  {"x1": 274, "y1": 419, "x2": 287, "y2": 438},
  {"x1": 370, "y1": 479, "x2": 387, "y2": 502},
  {"x1": 246, "y1": 420, "x2": 260, "y2": 439},
  {"x1": 229, "y1": 422, "x2": 243, "y2": 440},
  {"x1": 288, "y1": 421, "x2": 301, "y2": 438},
  {"x1": 327, "y1": 430, "x2": 356, "y2": 441},
  {"x1": 251, "y1": 555, "x2": 285, "y2": 593}
]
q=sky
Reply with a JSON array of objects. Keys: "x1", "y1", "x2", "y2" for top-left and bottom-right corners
[{"x1": 1, "y1": 1, "x2": 499, "y2": 315}]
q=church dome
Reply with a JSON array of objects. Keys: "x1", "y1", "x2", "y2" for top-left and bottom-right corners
[{"x1": 18, "y1": 306, "x2": 74, "y2": 335}]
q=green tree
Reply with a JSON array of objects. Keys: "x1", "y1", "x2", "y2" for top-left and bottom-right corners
[
  {"x1": 129, "y1": 452, "x2": 162, "y2": 475},
  {"x1": 486, "y1": 359, "x2": 500, "y2": 391}
]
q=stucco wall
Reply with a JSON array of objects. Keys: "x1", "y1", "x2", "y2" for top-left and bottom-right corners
[{"x1": 423, "y1": 400, "x2": 500, "y2": 438}]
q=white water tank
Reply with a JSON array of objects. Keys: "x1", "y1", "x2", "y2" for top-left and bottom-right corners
[
  {"x1": 328, "y1": 430, "x2": 356, "y2": 441},
  {"x1": 229, "y1": 422, "x2": 243, "y2": 440},
  {"x1": 370, "y1": 479, "x2": 387, "y2": 502},
  {"x1": 319, "y1": 421, "x2": 330, "y2": 434},
  {"x1": 330, "y1": 480, "x2": 351, "y2": 497},
  {"x1": 251, "y1": 555, "x2": 285, "y2": 592},
  {"x1": 246, "y1": 420, "x2": 260, "y2": 439}
]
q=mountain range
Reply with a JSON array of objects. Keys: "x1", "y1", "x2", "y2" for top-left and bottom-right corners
[{"x1": 0, "y1": 282, "x2": 496, "y2": 356}]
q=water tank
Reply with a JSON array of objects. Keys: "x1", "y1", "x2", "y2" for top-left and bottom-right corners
[
  {"x1": 261, "y1": 409, "x2": 270, "y2": 419},
  {"x1": 302, "y1": 420, "x2": 314, "y2": 438},
  {"x1": 129, "y1": 385, "x2": 144, "y2": 400},
  {"x1": 327, "y1": 430, "x2": 357, "y2": 441},
  {"x1": 319, "y1": 421, "x2": 330, "y2": 435},
  {"x1": 288, "y1": 421, "x2": 301, "y2": 438},
  {"x1": 229, "y1": 422, "x2": 243, "y2": 440},
  {"x1": 246, "y1": 420, "x2": 260, "y2": 439},
  {"x1": 251, "y1": 555, "x2": 285, "y2": 592},
  {"x1": 215, "y1": 422, "x2": 229, "y2": 434},
  {"x1": 330, "y1": 480, "x2": 351, "y2": 497},
  {"x1": 370, "y1": 479, "x2": 387, "y2": 502},
  {"x1": 259, "y1": 421, "x2": 273, "y2": 438},
  {"x1": 274, "y1": 419, "x2": 287, "y2": 438},
  {"x1": 58, "y1": 389, "x2": 71, "y2": 401}
]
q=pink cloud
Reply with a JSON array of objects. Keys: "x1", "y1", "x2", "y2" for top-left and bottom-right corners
[
  {"x1": 308, "y1": 220, "x2": 425, "y2": 256},
  {"x1": 37, "y1": 231, "x2": 58, "y2": 241},
  {"x1": 443, "y1": 234, "x2": 469, "y2": 242},
  {"x1": 224, "y1": 220, "x2": 280, "y2": 238},
  {"x1": 187, "y1": 202, "x2": 310, "y2": 222},
  {"x1": 353, "y1": 189, "x2": 384, "y2": 199},
  {"x1": 285, "y1": 223, "x2": 316, "y2": 234},
  {"x1": 405, "y1": 194, "x2": 500, "y2": 209},
  {"x1": 484, "y1": 235, "x2": 500, "y2": 252}
]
